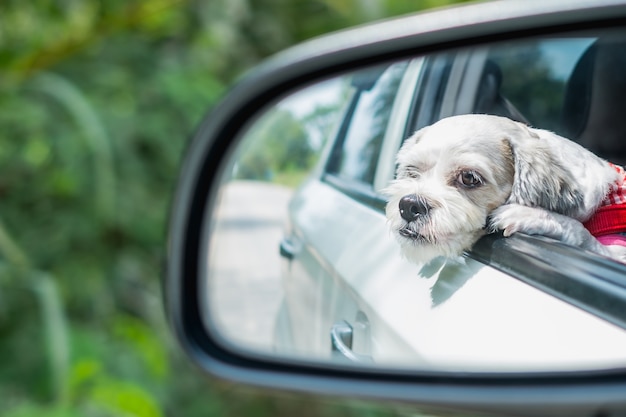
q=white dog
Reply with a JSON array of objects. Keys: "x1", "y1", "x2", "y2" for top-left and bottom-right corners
[{"x1": 384, "y1": 114, "x2": 626, "y2": 264}]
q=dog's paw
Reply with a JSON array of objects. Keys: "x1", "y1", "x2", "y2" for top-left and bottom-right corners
[
  {"x1": 489, "y1": 204, "x2": 559, "y2": 237},
  {"x1": 489, "y1": 204, "x2": 604, "y2": 252}
]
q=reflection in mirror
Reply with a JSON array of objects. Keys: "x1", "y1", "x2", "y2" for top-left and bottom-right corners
[{"x1": 204, "y1": 30, "x2": 626, "y2": 373}]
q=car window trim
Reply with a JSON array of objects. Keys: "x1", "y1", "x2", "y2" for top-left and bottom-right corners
[
  {"x1": 439, "y1": 50, "x2": 473, "y2": 116},
  {"x1": 410, "y1": 54, "x2": 456, "y2": 132},
  {"x1": 322, "y1": 173, "x2": 387, "y2": 212},
  {"x1": 324, "y1": 90, "x2": 362, "y2": 175},
  {"x1": 451, "y1": 47, "x2": 489, "y2": 115}
]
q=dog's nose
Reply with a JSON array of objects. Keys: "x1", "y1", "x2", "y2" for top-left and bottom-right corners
[{"x1": 399, "y1": 194, "x2": 430, "y2": 222}]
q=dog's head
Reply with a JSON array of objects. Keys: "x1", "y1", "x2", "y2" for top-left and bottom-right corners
[{"x1": 384, "y1": 114, "x2": 618, "y2": 264}]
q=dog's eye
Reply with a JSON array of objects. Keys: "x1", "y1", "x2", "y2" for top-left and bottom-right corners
[
  {"x1": 457, "y1": 170, "x2": 483, "y2": 188},
  {"x1": 405, "y1": 166, "x2": 420, "y2": 178}
]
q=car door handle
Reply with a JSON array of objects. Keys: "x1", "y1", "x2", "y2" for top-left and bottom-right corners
[
  {"x1": 330, "y1": 320, "x2": 373, "y2": 363},
  {"x1": 279, "y1": 237, "x2": 298, "y2": 260}
]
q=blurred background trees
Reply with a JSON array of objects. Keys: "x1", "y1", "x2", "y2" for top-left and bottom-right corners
[{"x1": 0, "y1": 1, "x2": 468, "y2": 416}]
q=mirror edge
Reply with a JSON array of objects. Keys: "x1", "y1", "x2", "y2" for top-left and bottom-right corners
[{"x1": 164, "y1": 1, "x2": 626, "y2": 416}]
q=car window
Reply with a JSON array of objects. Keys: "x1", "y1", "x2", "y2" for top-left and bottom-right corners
[
  {"x1": 326, "y1": 61, "x2": 408, "y2": 186},
  {"x1": 478, "y1": 38, "x2": 595, "y2": 132},
  {"x1": 472, "y1": 34, "x2": 626, "y2": 164},
  {"x1": 408, "y1": 54, "x2": 455, "y2": 132}
]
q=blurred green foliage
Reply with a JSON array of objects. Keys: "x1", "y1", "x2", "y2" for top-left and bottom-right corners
[
  {"x1": 234, "y1": 98, "x2": 346, "y2": 187},
  {"x1": 0, "y1": 0, "x2": 469, "y2": 416},
  {"x1": 236, "y1": 108, "x2": 315, "y2": 183}
]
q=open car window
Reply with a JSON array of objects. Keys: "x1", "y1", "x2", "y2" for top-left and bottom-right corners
[
  {"x1": 475, "y1": 38, "x2": 595, "y2": 130},
  {"x1": 325, "y1": 62, "x2": 409, "y2": 187},
  {"x1": 473, "y1": 34, "x2": 626, "y2": 166}
]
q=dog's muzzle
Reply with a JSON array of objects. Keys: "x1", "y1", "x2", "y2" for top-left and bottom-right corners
[{"x1": 399, "y1": 194, "x2": 431, "y2": 222}]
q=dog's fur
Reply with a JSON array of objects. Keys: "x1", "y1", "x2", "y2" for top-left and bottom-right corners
[{"x1": 384, "y1": 114, "x2": 626, "y2": 263}]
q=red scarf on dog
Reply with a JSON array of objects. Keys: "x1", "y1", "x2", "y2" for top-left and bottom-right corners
[{"x1": 583, "y1": 163, "x2": 626, "y2": 246}]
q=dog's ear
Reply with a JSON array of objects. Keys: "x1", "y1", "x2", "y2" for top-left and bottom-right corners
[{"x1": 505, "y1": 124, "x2": 592, "y2": 220}]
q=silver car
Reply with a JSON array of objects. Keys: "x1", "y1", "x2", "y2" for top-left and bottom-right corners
[{"x1": 276, "y1": 34, "x2": 626, "y2": 371}]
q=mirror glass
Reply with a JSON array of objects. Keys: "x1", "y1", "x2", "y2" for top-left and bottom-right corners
[{"x1": 203, "y1": 29, "x2": 626, "y2": 373}]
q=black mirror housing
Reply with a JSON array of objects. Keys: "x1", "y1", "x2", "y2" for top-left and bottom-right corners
[{"x1": 166, "y1": 1, "x2": 626, "y2": 416}]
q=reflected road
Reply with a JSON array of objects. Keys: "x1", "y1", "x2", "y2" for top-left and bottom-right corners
[{"x1": 207, "y1": 180, "x2": 293, "y2": 351}]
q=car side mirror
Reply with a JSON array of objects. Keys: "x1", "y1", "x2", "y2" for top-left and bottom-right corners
[{"x1": 166, "y1": 2, "x2": 626, "y2": 416}]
